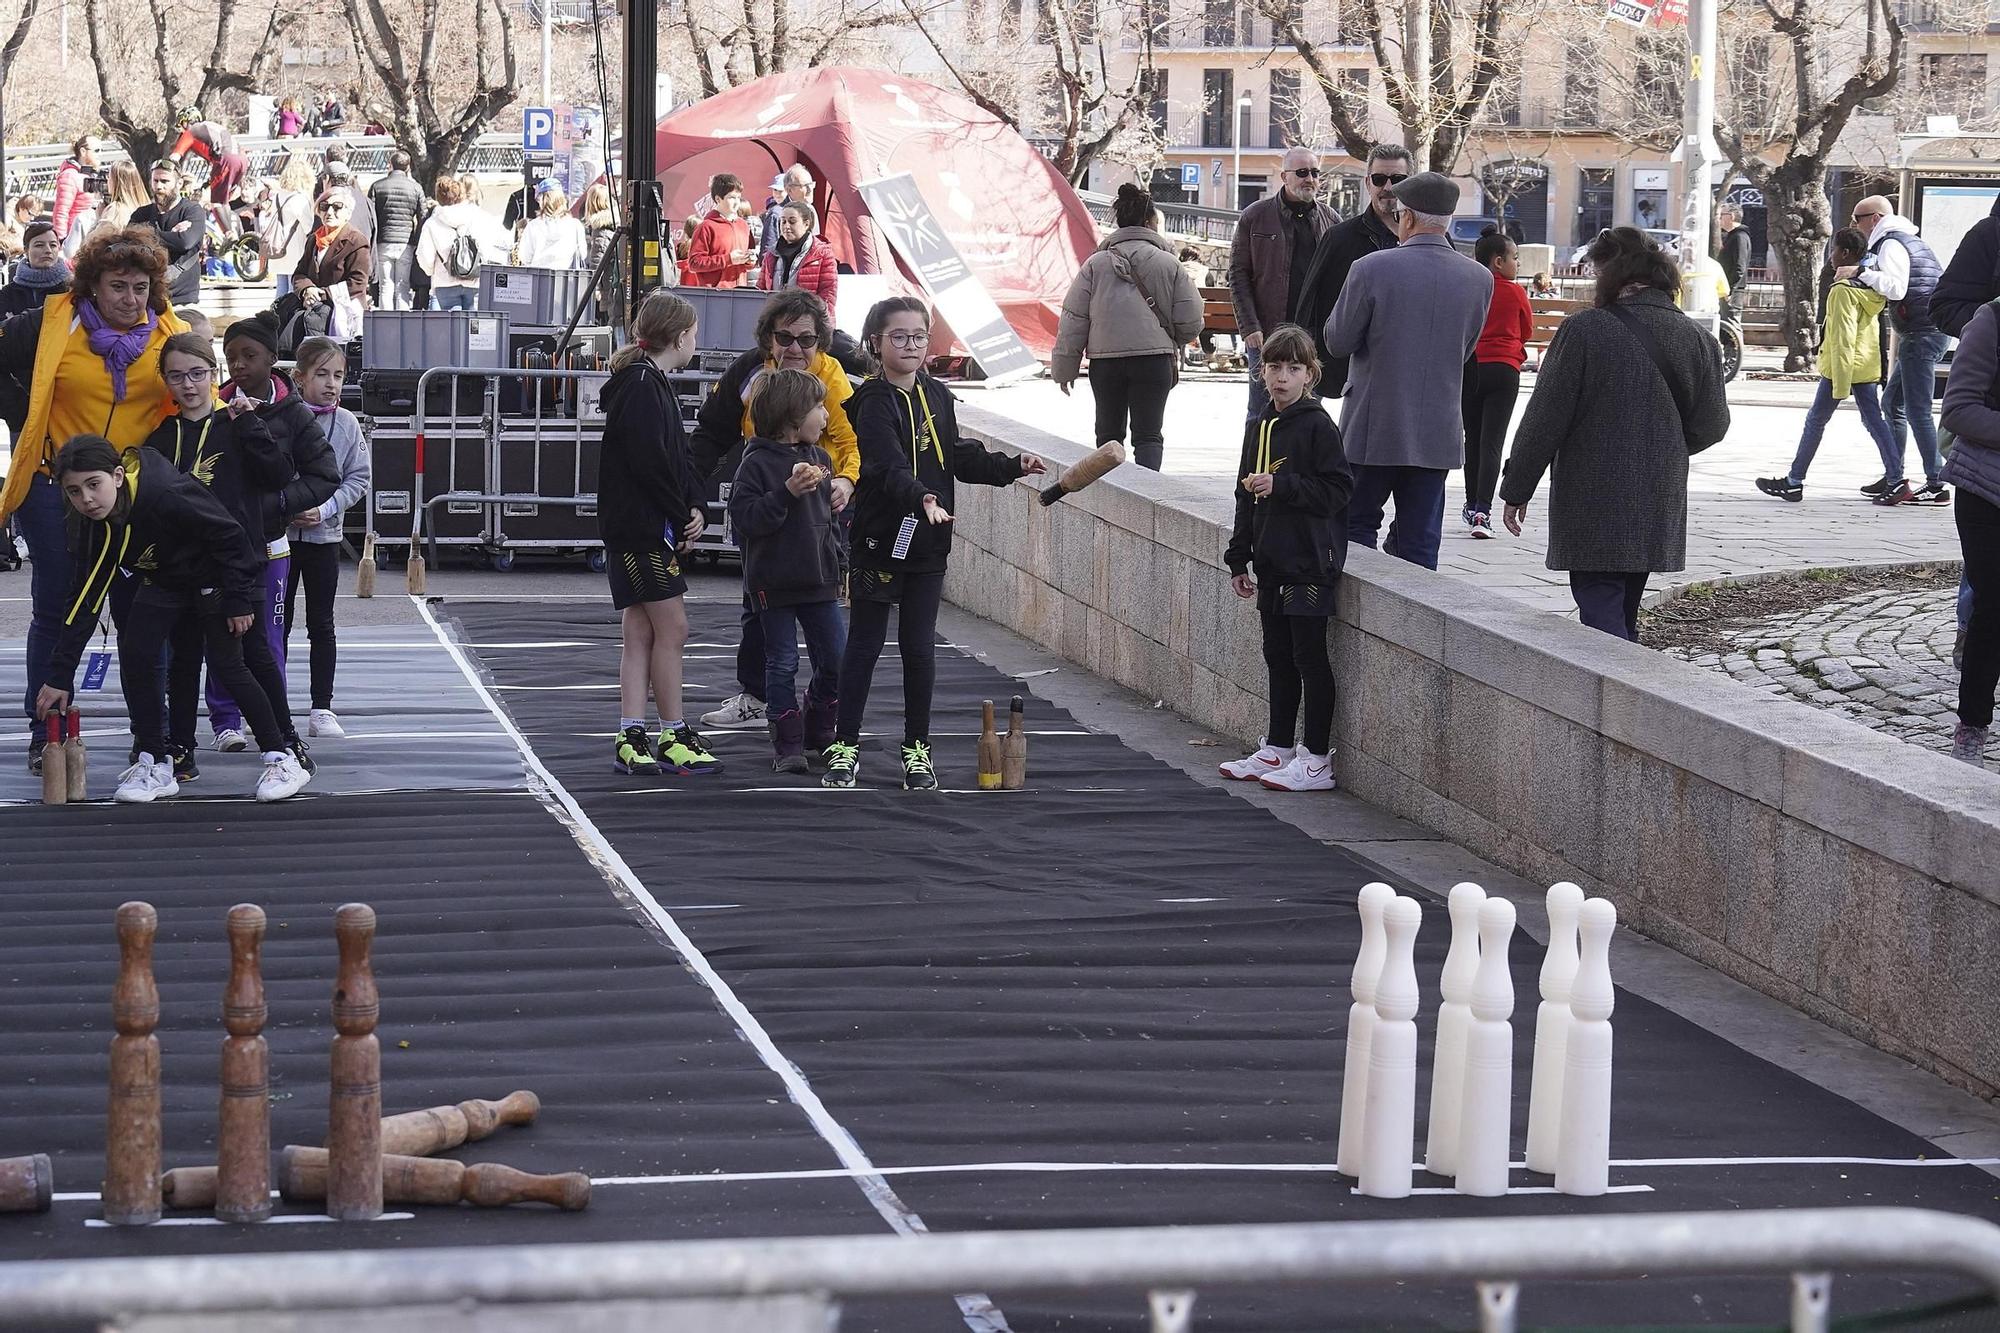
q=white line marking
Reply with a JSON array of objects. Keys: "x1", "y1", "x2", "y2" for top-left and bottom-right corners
[
  {"x1": 1160, "y1": 897, "x2": 1225, "y2": 903},
  {"x1": 412, "y1": 596, "x2": 1008, "y2": 1333},
  {"x1": 1357, "y1": 1186, "x2": 1656, "y2": 1197},
  {"x1": 84, "y1": 1213, "x2": 416, "y2": 1227}
]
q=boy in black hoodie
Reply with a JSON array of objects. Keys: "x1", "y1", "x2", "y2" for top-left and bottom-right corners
[
  {"x1": 1220, "y1": 324, "x2": 1353, "y2": 794},
  {"x1": 38, "y1": 436, "x2": 312, "y2": 804},
  {"x1": 727, "y1": 368, "x2": 846, "y2": 773},
  {"x1": 825, "y1": 297, "x2": 1046, "y2": 789}
]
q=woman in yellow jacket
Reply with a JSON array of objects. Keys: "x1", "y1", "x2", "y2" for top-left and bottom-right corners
[
  {"x1": 1756, "y1": 228, "x2": 1892, "y2": 502},
  {"x1": 0, "y1": 226, "x2": 187, "y2": 773}
]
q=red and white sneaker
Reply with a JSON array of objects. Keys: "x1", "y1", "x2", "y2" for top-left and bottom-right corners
[
  {"x1": 1260, "y1": 751, "x2": 1337, "y2": 792},
  {"x1": 1220, "y1": 740, "x2": 1293, "y2": 781}
]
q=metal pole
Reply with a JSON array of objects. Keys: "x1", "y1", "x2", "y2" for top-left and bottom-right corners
[
  {"x1": 621, "y1": 0, "x2": 662, "y2": 307},
  {"x1": 541, "y1": 0, "x2": 553, "y2": 104},
  {"x1": 1681, "y1": 0, "x2": 1720, "y2": 299},
  {"x1": 1232, "y1": 96, "x2": 1248, "y2": 211}
]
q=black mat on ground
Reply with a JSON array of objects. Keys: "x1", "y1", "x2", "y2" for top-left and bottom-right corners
[{"x1": 436, "y1": 594, "x2": 2000, "y2": 1326}]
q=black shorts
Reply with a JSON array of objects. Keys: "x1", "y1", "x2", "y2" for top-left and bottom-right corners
[
  {"x1": 606, "y1": 547, "x2": 686, "y2": 609},
  {"x1": 1257, "y1": 580, "x2": 1335, "y2": 617}
]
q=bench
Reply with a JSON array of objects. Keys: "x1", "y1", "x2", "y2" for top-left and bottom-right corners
[{"x1": 1529, "y1": 297, "x2": 1589, "y2": 350}]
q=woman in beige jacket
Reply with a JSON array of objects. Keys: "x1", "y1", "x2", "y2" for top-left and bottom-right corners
[{"x1": 1052, "y1": 183, "x2": 1204, "y2": 470}]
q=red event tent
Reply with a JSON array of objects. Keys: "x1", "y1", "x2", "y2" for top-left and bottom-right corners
[{"x1": 655, "y1": 67, "x2": 1099, "y2": 356}]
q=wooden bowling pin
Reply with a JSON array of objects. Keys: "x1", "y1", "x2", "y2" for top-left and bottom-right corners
[
  {"x1": 64, "y1": 710, "x2": 86, "y2": 801},
  {"x1": 1424, "y1": 882, "x2": 1485, "y2": 1177},
  {"x1": 1526, "y1": 882, "x2": 1586, "y2": 1174},
  {"x1": 0, "y1": 1154, "x2": 53, "y2": 1213},
  {"x1": 1359, "y1": 895, "x2": 1422, "y2": 1199},
  {"x1": 1455, "y1": 897, "x2": 1518, "y2": 1197},
  {"x1": 326, "y1": 903, "x2": 383, "y2": 1220},
  {"x1": 1001, "y1": 696, "x2": 1028, "y2": 790},
  {"x1": 355, "y1": 532, "x2": 377, "y2": 598},
  {"x1": 977, "y1": 700, "x2": 1002, "y2": 789},
  {"x1": 280, "y1": 1146, "x2": 589, "y2": 1210},
  {"x1": 40, "y1": 712, "x2": 66, "y2": 806},
  {"x1": 1556, "y1": 898, "x2": 1618, "y2": 1197},
  {"x1": 104, "y1": 902, "x2": 161, "y2": 1225},
  {"x1": 1336, "y1": 882, "x2": 1396, "y2": 1178},
  {"x1": 216, "y1": 905, "x2": 271, "y2": 1222}
]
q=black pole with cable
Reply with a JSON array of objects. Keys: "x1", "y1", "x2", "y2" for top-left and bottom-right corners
[{"x1": 621, "y1": 0, "x2": 663, "y2": 311}]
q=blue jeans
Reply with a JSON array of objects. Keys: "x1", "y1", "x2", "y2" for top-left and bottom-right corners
[
  {"x1": 1883, "y1": 330, "x2": 1949, "y2": 484},
  {"x1": 1246, "y1": 343, "x2": 1269, "y2": 421},
  {"x1": 18, "y1": 472, "x2": 74, "y2": 728},
  {"x1": 433, "y1": 286, "x2": 477, "y2": 311},
  {"x1": 1346, "y1": 464, "x2": 1447, "y2": 571},
  {"x1": 1787, "y1": 378, "x2": 1893, "y2": 485},
  {"x1": 758, "y1": 599, "x2": 845, "y2": 717}
]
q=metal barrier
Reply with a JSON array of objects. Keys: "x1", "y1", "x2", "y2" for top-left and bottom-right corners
[{"x1": 2, "y1": 1209, "x2": 1997, "y2": 1330}]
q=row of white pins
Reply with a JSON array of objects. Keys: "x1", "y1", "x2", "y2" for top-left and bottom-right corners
[{"x1": 1337, "y1": 880, "x2": 1615, "y2": 1200}]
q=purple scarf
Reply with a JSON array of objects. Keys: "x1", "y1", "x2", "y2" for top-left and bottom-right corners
[
  {"x1": 304, "y1": 399, "x2": 338, "y2": 417},
  {"x1": 76, "y1": 298, "x2": 157, "y2": 403}
]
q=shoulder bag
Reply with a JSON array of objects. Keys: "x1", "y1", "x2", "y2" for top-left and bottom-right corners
[{"x1": 1605, "y1": 301, "x2": 1709, "y2": 455}]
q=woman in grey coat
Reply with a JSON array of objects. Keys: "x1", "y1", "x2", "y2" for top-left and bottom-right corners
[{"x1": 1499, "y1": 228, "x2": 1731, "y2": 640}]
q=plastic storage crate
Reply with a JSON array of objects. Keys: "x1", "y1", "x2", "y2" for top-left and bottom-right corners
[
  {"x1": 680, "y1": 287, "x2": 767, "y2": 354},
  {"x1": 362, "y1": 310, "x2": 509, "y2": 372},
  {"x1": 478, "y1": 265, "x2": 598, "y2": 327}
]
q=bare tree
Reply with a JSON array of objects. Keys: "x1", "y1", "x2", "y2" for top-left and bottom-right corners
[
  {"x1": 902, "y1": 0, "x2": 1164, "y2": 185},
  {"x1": 344, "y1": 0, "x2": 521, "y2": 191},
  {"x1": 81, "y1": 0, "x2": 294, "y2": 169},
  {"x1": 675, "y1": 0, "x2": 927, "y2": 99}
]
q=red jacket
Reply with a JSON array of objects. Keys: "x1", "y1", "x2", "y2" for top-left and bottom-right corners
[
  {"x1": 1474, "y1": 273, "x2": 1534, "y2": 370},
  {"x1": 759, "y1": 236, "x2": 840, "y2": 320},
  {"x1": 687, "y1": 210, "x2": 752, "y2": 288},
  {"x1": 50, "y1": 160, "x2": 93, "y2": 242}
]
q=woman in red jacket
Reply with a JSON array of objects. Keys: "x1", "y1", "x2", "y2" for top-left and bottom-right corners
[
  {"x1": 1460, "y1": 226, "x2": 1533, "y2": 540},
  {"x1": 759, "y1": 201, "x2": 839, "y2": 322}
]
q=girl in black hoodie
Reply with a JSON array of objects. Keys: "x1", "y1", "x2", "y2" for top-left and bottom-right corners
[
  {"x1": 1221, "y1": 325, "x2": 1353, "y2": 794},
  {"x1": 596, "y1": 291, "x2": 721, "y2": 778},
  {"x1": 823, "y1": 297, "x2": 1046, "y2": 789}
]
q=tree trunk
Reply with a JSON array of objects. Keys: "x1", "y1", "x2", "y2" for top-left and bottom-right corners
[{"x1": 1759, "y1": 161, "x2": 1834, "y2": 372}]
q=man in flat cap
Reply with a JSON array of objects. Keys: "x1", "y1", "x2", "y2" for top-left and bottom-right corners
[{"x1": 1322, "y1": 170, "x2": 1493, "y2": 570}]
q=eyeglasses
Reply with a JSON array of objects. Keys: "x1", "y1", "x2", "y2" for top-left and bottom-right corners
[
  {"x1": 163, "y1": 367, "x2": 211, "y2": 386},
  {"x1": 1369, "y1": 172, "x2": 1410, "y2": 188},
  {"x1": 1852, "y1": 210, "x2": 1882, "y2": 222},
  {"x1": 771, "y1": 330, "x2": 820, "y2": 349},
  {"x1": 1290, "y1": 167, "x2": 1321, "y2": 179},
  {"x1": 883, "y1": 330, "x2": 930, "y2": 349}
]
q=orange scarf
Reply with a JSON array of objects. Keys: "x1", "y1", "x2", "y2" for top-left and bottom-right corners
[{"x1": 313, "y1": 224, "x2": 339, "y2": 255}]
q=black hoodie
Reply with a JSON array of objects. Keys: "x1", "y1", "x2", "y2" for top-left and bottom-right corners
[
  {"x1": 596, "y1": 360, "x2": 697, "y2": 550},
  {"x1": 1931, "y1": 192, "x2": 2000, "y2": 338},
  {"x1": 47, "y1": 446, "x2": 262, "y2": 686},
  {"x1": 728, "y1": 435, "x2": 842, "y2": 609},
  {"x1": 1224, "y1": 395, "x2": 1354, "y2": 588},
  {"x1": 847, "y1": 372, "x2": 1024, "y2": 575},
  {"x1": 142, "y1": 406, "x2": 292, "y2": 551},
  {"x1": 218, "y1": 371, "x2": 340, "y2": 543}
]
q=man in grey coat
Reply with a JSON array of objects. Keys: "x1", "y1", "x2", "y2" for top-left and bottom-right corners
[{"x1": 1322, "y1": 172, "x2": 1494, "y2": 570}]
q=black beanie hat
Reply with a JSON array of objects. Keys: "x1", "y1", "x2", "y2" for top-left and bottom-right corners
[{"x1": 224, "y1": 311, "x2": 279, "y2": 354}]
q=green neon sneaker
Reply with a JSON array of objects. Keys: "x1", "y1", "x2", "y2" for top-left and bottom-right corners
[
  {"x1": 900, "y1": 739, "x2": 937, "y2": 791},
  {"x1": 821, "y1": 740, "x2": 859, "y2": 788},
  {"x1": 658, "y1": 724, "x2": 723, "y2": 776},
  {"x1": 613, "y1": 725, "x2": 660, "y2": 776}
]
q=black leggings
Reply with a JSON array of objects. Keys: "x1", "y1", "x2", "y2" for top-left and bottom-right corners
[
  {"x1": 1460, "y1": 360, "x2": 1521, "y2": 514},
  {"x1": 284, "y1": 542, "x2": 341, "y2": 710},
  {"x1": 835, "y1": 571, "x2": 944, "y2": 744},
  {"x1": 1958, "y1": 488, "x2": 2000, "y2": 728},
  {"x1": 1260, "y1": 607, "x2": 1334, "y2": 755},
  {"x1": 125, "y1": 588, "x2": 286, "y2": 760},
  {"x1": 1088, "y1": 354, "x2": 1175, "y2": 471}
]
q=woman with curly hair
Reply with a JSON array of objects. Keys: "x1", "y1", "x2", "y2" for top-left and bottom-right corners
[{"x1": 0, "y1": 224, "x2": 188, "y2": 774}]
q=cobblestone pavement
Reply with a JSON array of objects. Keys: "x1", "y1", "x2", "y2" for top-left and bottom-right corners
[{"x1": 1658, "y1": 584, "x2": 1991, "y2": 766}]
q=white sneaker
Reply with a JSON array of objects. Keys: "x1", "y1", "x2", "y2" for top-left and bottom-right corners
[
  {"x1": 308, "y1": 709, "x2": 346, "y2": 739},
  {"x1": 1219, "y1": 740, "x2": 1293, "y2": 781},
  {"x1": 256, "y1": 751, "x2": 311, "y2": 802},
  {"x1": 700, "y1": 692, "x2": 767, "y2": 729},
  {"x1": 1470, "y1": 513, "x2": 1494, "y2": 539},
  {"x1": 214, "y1": 727, "x2": 249, "y2": 753},
  {"x1": 114, "y1": 756, "x2": 179, "y2": 804},
  {"x1": 1260, "y1": 751, "x2": 1337, "y2": 792}
]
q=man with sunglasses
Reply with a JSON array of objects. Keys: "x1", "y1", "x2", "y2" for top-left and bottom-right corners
[
  {"x1": 1227, "y1": 146, "x2": 1336, "y2": 420},
  {"x1": 1295, "y1": 144, "x2": 1413, "y2": 395}
]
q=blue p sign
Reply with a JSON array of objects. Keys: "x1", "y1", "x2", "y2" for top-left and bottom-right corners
[
  {"x1": 523, "y1": 106, "x2": 556, "y2": 153},
  {"x1": 1180, "y1": 162, "x2": 1200, "y2": 189}
]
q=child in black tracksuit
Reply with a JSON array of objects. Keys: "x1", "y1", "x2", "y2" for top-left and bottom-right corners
[
  {"x1": 1221, "y1": 324, "x2": 1353, "y2": 794},
  {"x1": 727, "y1": 367, "x2": 847, "y2": 774},
  {"x1": 826, "y1": 296, "x2": 1047, "y2": 790}
]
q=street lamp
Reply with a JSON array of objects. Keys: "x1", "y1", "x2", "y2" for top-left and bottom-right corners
[{"x1": 1232, "y1": 92, "x2": 1252, "y2": 209}]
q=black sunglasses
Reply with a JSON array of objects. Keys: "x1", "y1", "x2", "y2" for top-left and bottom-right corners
[
  {"x1": 1369, "y1": 171, "x2": 1410, "y2": 188},
  {"x1": 771, "y1": 330, "x2": 819, "y2": 349},
  {"x1": 1290, "y1": 167, "x2": 1321, "y2": 179}
]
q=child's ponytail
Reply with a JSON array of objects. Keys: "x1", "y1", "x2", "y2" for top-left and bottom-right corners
[{"x1": 609, "y1": 290, "x2": 697, "y2": 373}]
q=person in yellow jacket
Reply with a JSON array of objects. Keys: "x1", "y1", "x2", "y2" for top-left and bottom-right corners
[
  {"x1": 1755, "y1": 228, "x2": 1893, "y2": 502},
  {"x1": 0, "y1": 226, "x2": 187, "y2": 774}
]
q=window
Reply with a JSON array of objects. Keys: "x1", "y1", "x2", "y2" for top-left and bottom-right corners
[
  {"x1": 1270, "y1": 69, "x2": 1302, "y2": 147},
  {"x1": 1636, "y1": 35, "x2": 1679, "y2": 122},
  {"x1": 1203, "y1": 0, "x2": 1236, "y2": 47},
  {"x1": 1920, "y1": 53, "x2": 1989, "y2": 115},
  {"x1": 1134, "y1": 0, "x2": 1168, "y2": 48},
  {"x1": 1202, "y1": 68, "x2": 1236, "y2": 146},
  {"x1": 1340, "y1": 67, "x2": 1370, "y2": 108},
  {"x1": 1561, "y1": 65, "x2": 1599, "y2": 126},
  {"x1": 1484, "y1": 77, "x2": 1520, "y2": 127},
  {"x1": 1142, "y1": 67, "x2": 1170, "y2": 140},
  {"x1": 1577, "y1": 167, "x2": 1614, "y2": 247},
  {"x1": 1000, "y1": 0, "x2": 1022, "y2": 42}
]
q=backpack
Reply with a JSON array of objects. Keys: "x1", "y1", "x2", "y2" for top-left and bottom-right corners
[{"x1": 445, "y1": 225, "x2": 481, "y2": 280}]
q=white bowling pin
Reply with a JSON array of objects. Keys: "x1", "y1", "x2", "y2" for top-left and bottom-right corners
[
  {"x1": 1525, "y1": 882, "x2": 1586, "y2": 1174},
  {"x1": 1424, "y1": 882, "x2": 1485, "y2": 1176},
  {"x1": 1556, "y1": 897, "x2": 1617, "y2": 1197},
  {"x1": 1337, "y1": 882, "x2": 1397, "y2": 1177},
  {"x1": 1455, "y1": 897, "x2": 1517, "y2": 1197},
  {"x1": 1360, "y1": 895, "x2": 1422, "y2": 1199}
]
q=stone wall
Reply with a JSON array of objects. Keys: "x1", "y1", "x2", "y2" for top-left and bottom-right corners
[{"x1": 946, "y1": 407, "x2": 2000, "y2": 1098}]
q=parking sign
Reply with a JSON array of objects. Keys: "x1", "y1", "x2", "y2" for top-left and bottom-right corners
[
  {"x1": 523, "y1": 106, "x2": 556, "y2": 153},
  {"x1": 1180, "y1": 162, "x2": 1200, "y2": 190}
]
